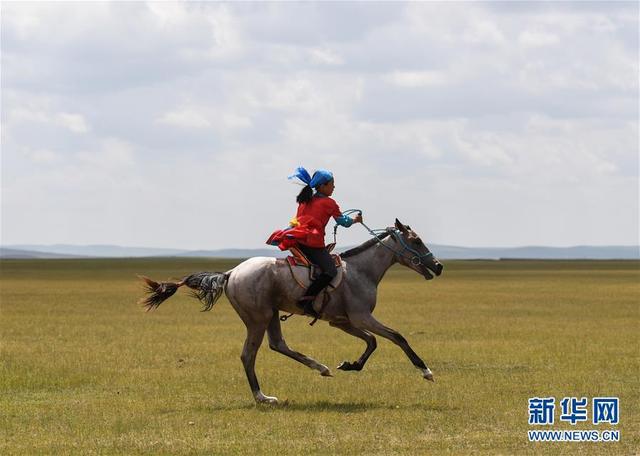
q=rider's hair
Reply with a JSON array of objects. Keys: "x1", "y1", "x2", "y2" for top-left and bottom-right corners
[
  {"x1": 296, "y1": 171, "x2": 334, "y2": 203},
  {"x1": 296, "y1": 185, "x2": 313, "y2": 203}
]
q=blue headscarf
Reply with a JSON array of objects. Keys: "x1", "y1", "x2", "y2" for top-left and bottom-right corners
[{"x1": 288, "y1": 166, "x2": 333, "y2": 188}]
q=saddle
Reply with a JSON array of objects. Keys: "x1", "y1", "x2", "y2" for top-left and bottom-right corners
[{"x1": 281, "y1": 243, "x2": 344, "y2": 291}]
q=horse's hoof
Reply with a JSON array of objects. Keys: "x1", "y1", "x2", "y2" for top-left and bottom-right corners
[
  {"x1": 255, "y1": 391, "x2": 279, "y2": 404},
  {"x1": 320, "y1": 367, "x2": 333, "y2": 377},
  {"x1": 337, "y1": 361, "x2": 361, "y2": 371},
  {"x1": 421, "y1": 368, "x2": 435, "y2": 382}
]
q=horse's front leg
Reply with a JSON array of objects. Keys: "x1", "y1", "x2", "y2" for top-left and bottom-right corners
[
  {"x1": 329, "y1": 321, "x2": 377, "y2": 371},
  {"x1": 349, "y1": 313, "x2": 434, "y2": 382},
  {"x1": 241, "y1": 318, "x2": 278, "y2": 404}
]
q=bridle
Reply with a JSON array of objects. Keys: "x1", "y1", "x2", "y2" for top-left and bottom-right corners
[{"x1": 336, "y1": 209, "x2": 434, "y2": 267}]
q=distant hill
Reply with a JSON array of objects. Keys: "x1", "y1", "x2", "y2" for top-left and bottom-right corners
[
  {"x1": 1, "y1": 243, "x2": 638, "y2": 260},
  {"x1": 428, "y1": 245, "x2": 640, "y2": 260},
  {"x1": 178, "y1": 248, "x2": 288, "y2": 258},
  {"x1": 0, "y1": 248, "x2": 84, "y2": 259},
  {"x1": 4, "y1": 244, "x2": 187, "y2": 258}
]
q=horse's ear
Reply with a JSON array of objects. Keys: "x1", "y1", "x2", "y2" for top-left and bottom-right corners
[{"x1": 395, "y1": 218, "x2": 407, "y2": 232}]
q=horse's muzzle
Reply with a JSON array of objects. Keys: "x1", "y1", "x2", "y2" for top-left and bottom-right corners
[{"x1": 422, "y1": 259, "x2": 443, "y2": 280}]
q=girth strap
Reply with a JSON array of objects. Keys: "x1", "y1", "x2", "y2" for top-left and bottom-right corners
[{"x1": 280, "y1": 290, "x2": 331, "y2": 326}]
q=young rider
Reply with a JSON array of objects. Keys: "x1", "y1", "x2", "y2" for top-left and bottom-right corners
[{"x1": 267, "y1": 167, "x2": 362, "y2": 317}]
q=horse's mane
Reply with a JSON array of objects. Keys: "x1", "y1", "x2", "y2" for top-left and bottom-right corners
[{"x1": 340, "y1": 231, "x2": 391, "y2": 258}]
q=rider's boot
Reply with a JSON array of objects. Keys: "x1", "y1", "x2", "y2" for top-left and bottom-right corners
[{"x1": 296, "y1": 273, "x2": 333, "y2": 317}]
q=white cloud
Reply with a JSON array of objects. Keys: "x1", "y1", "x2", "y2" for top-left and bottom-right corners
[
  {"x1": 462, "y1": 20, "x2": 506, "y2": 45},
  {"x1": 7, "y1": 105, "x2": 89, "y2": 133},
  {"x1": 454, "y1": 131, "x2": 515, "y2": 168},
  {"x1": 386, "y1": 70, "x2": 449, "y2": 88},
  {"x1": 30, "y1": 149, "x2": 59, "y2": 164},
  {"x1": 146, "y1": 2, "x2": 189, "y2": 28},
  {"x1": 1, "y1": 2, "x2": 637, "y2": 248},
  {"x1": 76, "y1": 138, "x2": 135, "y2": 169},
  {"x1": 518, "y1": 30, "x2": 560, "y2": 47},
  {"x1": 220, "y1": 113, "x2": 252, "y2": 129},
  {"x1": 157, "y1": 106, "x2": 252, "y2": 131},
  {"x1": 157, "y1": 108, "x2": 211, "y2": 129},
  {"x1": 188, "y1": 4, "x2": 244, "y2": 61},
  {"x1": 242, "y1": 76, "x2": 340, "y2": 114},
  {"x1": 17, "y1": 146, "x2": 60, "y2": 164},
  {"x1": 7, "y1": 106, "x2": 50, "y2": 124},
  {"x1": 309, "y1": 47, "x2": 343, "y2": 66},
  {"x1": 55, "y1": 113, "x2": 89, "y2": 133}
]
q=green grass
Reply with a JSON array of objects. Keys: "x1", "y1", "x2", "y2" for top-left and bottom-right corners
[{"x1": 1, "y1": 259, "x2": 638, "y2": 455}]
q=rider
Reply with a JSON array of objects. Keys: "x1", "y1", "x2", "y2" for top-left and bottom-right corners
[{"x1": 267, "y1": 167, "x2": 362, "y2": 317}]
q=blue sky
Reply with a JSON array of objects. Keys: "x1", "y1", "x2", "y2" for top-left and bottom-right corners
[{"x1": 1, "y1": 2, "x2": 638, "y2": 249}]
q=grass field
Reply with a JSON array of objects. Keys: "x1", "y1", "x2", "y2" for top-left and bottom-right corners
[{"x1": 1, "y1": 258, "x2": 638, "y2": 455}]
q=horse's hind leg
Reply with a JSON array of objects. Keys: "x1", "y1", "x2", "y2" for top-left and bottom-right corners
[
  {"x1": 241, "y1": 317, "x2": 278, "y2": 404},
  {"x1": 350, "y1": 313, "x2": 434, "y2": 381},
  {"x1": 267, "y1": 313, "x2": 332, "y2": 377},
  {"x1": 329, "y1": 321, "x2": 377, "y2": 372}
]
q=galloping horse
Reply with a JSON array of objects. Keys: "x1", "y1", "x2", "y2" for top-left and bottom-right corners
[{"x1": 139, "y1": 219, "x2": 443, "y2": 404}]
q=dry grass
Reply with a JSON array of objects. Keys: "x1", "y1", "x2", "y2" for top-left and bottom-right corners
[{"x1": 1, "y1": 258, "x2": 638, "y2": 454}]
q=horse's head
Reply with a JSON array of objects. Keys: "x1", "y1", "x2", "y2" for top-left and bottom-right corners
[{"x1": 391, "y1": 219, "x2": 444, "y2": 280}]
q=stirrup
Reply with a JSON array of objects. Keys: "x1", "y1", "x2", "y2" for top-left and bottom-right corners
[
  {"x1": 280, "y1": 312, "x2": 294, "y2": 322},
  {"x1": 296, "y1": 296, "x2": 319, "y2": 318}
]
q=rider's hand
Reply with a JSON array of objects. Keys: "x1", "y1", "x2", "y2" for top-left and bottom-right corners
[{"x1": 353, "y1": 214, "x2": 363, "y2": 224}]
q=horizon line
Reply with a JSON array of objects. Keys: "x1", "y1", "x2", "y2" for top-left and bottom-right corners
[{"x1": 2, "y1": 243, "x2": 639, "y2": 250}]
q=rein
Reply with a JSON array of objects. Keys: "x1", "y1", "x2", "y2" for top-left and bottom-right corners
[
  {"x1": 282, "y1": 211, "x2": 434, "y2": 325},
  {"x1": 336, "y1": 209, "x2": 434, "y2": 266}
]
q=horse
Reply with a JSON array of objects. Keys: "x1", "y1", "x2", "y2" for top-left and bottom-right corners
[{"x1": 139, "y1": 219, "x2": 444, "y2": 404}]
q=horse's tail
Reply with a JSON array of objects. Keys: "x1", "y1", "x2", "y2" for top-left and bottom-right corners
[{"x1": 138, "y1": 271, "x2": 230, "y2": 312}]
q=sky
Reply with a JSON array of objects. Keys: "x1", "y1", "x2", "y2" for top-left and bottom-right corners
[{"x1": 1, "y1": 1, "x2": 638, "y2": 250}]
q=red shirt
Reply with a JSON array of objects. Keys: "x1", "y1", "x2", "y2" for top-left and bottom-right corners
[{"x1": 295, "y1": 195, "x2": 342, "y2": 248}]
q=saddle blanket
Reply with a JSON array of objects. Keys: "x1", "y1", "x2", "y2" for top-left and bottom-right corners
[{"x1": 283, "y1": 254, "x2": 344, "y2": 291}]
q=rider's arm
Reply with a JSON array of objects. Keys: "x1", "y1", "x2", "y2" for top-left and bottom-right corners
[
  {"x1": 334, "y1": 213, "x2": 362, "y2": 227},
  {"x1": 334, "y1": 214, "x2": 354, "y2": 227},
  {"x1": 328, "y1": 198, "x2": 362, "y2": 227}
]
